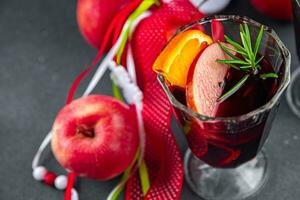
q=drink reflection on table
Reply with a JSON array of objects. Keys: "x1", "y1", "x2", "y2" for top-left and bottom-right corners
[{"x1": 287, "y1": 0, "x2": 300, "y2": 118}]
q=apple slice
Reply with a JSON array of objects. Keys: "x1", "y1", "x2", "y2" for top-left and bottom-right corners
[{"x1": 186, "y1": 42, "x2": 234, "y2": 117}]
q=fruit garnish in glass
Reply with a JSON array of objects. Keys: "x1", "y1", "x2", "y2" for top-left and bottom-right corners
[{"x1": 153, "y1": 16, "x2": 290, "y2": 200}]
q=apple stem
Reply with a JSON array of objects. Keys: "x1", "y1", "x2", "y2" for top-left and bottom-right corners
[{"x1": 76, "y1": 125, "x2": 95, "y2": 138}]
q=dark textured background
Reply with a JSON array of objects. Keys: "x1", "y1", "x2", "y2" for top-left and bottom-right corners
[{"x1": 0, "y1": 0, "x2": 299, "y2": 199}]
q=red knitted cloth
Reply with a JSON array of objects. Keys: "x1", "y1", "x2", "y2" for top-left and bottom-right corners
[{"x1": 126, "y1": 1, "x2": 204, "y2": 199}]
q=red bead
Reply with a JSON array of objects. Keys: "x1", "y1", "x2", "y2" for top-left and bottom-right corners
[{"x1": 44, "y1": 171, "x2": 56, "y2": 186}]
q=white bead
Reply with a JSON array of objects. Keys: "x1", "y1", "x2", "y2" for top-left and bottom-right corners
[
  {"x1": 33, "y1": 166, "x2": 47, "y2": 181},
  {"x1": 54, "y1": 175, "x2": 68, "y2": 190},
  {"x1": 71, "y1": 188, "x2": 79, "y2": 200}
]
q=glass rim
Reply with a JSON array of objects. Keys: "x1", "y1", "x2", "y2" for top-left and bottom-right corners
[{"x1": 158, "y1": 15, "x2": 291, "y2": 122}]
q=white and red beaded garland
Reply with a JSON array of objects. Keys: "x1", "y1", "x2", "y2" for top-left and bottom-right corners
[
  {"x1": 32, "y1": 166, "x2": 47, "y2": 181},
  {"x1": 55, "y1": 175, "x2": 68, "y2": 190},
  {"x1": 31, "y1": 127, "x2": 79, "y2": 200},
  {"x1": 33, "y1": 166, "x2": 67, "y2": 189},
  {"x1": 32, "y1": 165, "x2": 79, "y2": 199}
]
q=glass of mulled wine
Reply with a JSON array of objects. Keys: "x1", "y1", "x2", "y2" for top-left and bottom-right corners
[
  {"x1": 157, "y1": 16, "x2": 290, "y2": 200},
  {"x1": 287, "y1": 0, "x2": 300, "y2": 118}
]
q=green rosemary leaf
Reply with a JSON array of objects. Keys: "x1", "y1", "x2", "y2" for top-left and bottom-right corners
[
  {"x1": 240, "y1": 65, "x2": 252, "y2": 69},
  {"x1": 240, "y1": 31, "x2": 252, "y2": 60},
  {"x1": 221, "y1": 44, "x2": 249, "y2": 57},
  {"x1": 244, "y1": 33, "x2": 256, "y2": 65},
  {"x1": 218, "y1": 42, "x2": 240, "y2": 60},
  {"x1": 260, "y1": 73, "x2": 278, "y2": 79},
  {"x1": 239, "y1": 30, "x2": 247, "y2": 50},
  {"x1": 245, "y1": 57, "x2": 251, "y2": 63},
  {"x1": 227, "y1": 63, "x2": 241, "y2": 70},
  {"x1": 216, "y1": 59, "x2": 249, "y2": 65},
  {"x1": 218, "y1": 74, "x2": 250, "y2": 102},
  {"x1": 244, "y1": 24, "x2": 253, "y2": 53},
  {"x1": 241, "y1": 25, "x2": 253, "y2": 51},
  {"x1": 224, "y1": 35, "x2": 245, "y2": 53},
  {"x1": 254, "y1": 25, "x2": 264, "y2": 57},
  {"x1": 240, "y1": 24, "x2": 245, "y2": 35},
  {"x1": 244, "y1": 24, "x2": 256, "y2": 66},
  {"x1": 255, "y1": 55, "x2": 264, "y2": 66}
]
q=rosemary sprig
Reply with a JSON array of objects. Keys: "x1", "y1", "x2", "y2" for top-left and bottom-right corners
[
  {"x1": 218, "y1": 74, "x2": 249, "y2": 102},
  {"x1": 216, "y1": 24, "x2": 278, "y2": 102},
  {"x1": 260, "y1": 73, "x2": 278, "y2": 79}
]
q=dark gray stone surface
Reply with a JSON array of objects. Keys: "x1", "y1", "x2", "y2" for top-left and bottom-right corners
[{"x1": 0, "y1": 0, "x2": 299, "y2": 199}]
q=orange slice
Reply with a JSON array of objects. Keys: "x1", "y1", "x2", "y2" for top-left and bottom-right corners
[{"x1": 153, "y1": 30, "x2": 213, "y2": 88}]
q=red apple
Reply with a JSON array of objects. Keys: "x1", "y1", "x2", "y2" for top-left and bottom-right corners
[
  {"x1": 77, "y1": 0, "x2": 131, "y2": 49},
  {"x1": 51, "y1": 95, "x2": 139, "y2": 180}
]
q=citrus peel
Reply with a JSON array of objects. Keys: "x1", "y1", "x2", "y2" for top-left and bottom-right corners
[{"x1": 153, "y1": 30, "x2": 213, "y2": 88}]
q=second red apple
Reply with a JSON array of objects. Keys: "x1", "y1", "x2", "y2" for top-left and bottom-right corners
[{"x1": 77, "y1": 0, "x2": 132, "y2": 48}]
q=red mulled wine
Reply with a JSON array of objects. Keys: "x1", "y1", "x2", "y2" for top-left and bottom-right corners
[{"x1": 171, "y1": 57, "x2": 279, "y2": 168}]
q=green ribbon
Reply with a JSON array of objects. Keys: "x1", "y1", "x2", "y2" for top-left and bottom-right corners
[{"x1": 108, "y1": 0, "x2": 160, "y2": 199}]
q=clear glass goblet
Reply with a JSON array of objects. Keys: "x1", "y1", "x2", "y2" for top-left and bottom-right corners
[{"x1": 158, "y1": 15, "x2": 290, "y2": 200}]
